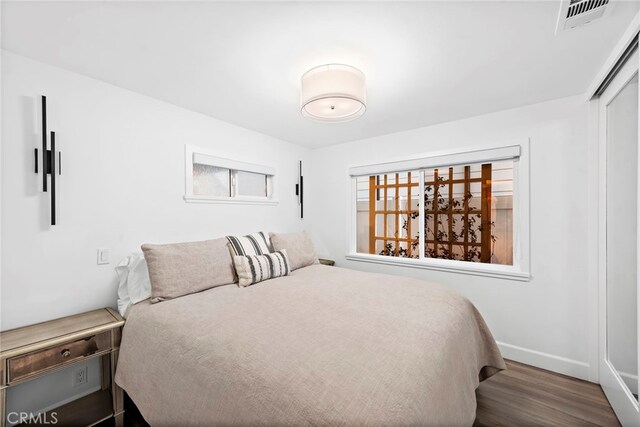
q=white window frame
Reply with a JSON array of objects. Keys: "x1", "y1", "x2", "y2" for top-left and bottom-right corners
[
  {"x1": 346, "y1": 139, "x2": 531, "y2": 281},
  {"x1": 184, "y1": 144, "x2": 278, "y2": 205}
]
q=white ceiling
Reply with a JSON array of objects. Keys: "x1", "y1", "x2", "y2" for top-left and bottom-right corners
[{"x1": 2, "y1": 1, "x2": 638, "y2": 147}]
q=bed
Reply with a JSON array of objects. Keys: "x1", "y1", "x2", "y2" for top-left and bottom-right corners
[{"x1": 115, "y1": 264, "x2": 505, "y2": 426}]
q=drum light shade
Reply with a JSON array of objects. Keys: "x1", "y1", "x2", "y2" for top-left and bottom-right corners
[{"x1": 300, "y1": 64, "x2": 366, "y2": 123}]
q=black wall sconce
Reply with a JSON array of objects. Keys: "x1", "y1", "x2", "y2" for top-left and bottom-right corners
[
  {"x1": 34, "y1": 95, "x2": 61, "y2": 225},
  {"x1": 295, "y1": 160, "x2": 303, "y2": 219}
]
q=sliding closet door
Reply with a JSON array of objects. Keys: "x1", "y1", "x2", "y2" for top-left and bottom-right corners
[{"x1": 600, "y1": 48, "x2": 639, "y2": 426}]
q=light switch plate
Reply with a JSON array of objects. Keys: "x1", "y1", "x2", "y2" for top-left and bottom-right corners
[{"x1": 97, "y1": 248, "x2": 110, "y2": 265}]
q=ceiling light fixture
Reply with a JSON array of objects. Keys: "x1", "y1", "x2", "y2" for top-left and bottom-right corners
[{"x1": 300, "y1": 64, "x2": 366, "y2": 123}]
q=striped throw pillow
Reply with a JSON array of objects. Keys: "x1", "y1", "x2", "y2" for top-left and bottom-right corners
[
  {"x1": 226, "y1": 232, "x2": 273, "y2": 256},
  {"x1": 233, "y1": 250, "x2": 291, "y2": 287}
]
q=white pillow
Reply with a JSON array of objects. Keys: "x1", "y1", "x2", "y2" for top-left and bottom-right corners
[
  {"x1": 115, "y1": 271, "x2": 131, "y2": 317},
  {"x1": 115, "y1": 252, "x2": 152, "y2": 315}
]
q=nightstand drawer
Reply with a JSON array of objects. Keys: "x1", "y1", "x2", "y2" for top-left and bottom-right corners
[{"x1": 7, "y1": 331, "x2": 111, "y2": 383}]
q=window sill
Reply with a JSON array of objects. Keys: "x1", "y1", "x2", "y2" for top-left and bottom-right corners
[
  {"x1": 345, "y1": 253, "x2": 531, "y2": 281},
  {"x1": 184, "y1": 195, "x2": 279, "y2": 206}
]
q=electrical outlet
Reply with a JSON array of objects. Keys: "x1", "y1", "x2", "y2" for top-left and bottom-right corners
[{"x1": 72, "y1": 365, "x2": 88, "y2": 387}]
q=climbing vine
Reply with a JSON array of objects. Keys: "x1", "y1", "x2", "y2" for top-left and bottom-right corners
[{"x1": 379, "y1": 176, "x2": 496, "y2": 262}]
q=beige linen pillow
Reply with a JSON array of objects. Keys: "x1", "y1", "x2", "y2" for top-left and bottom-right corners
[
  {"x1": 269, "y1": 231, "x2": 319, "y2": 271},
  {"x1": 142, "y1": 238, "x2": 235, "y2": 302}
]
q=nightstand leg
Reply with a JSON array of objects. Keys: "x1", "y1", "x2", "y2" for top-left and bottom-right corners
[
  {"x1": 100, "y1": 353, "x2": 111, "y2": 390},
  {"x1": 111, "y1": 350, "x2": 124, "y2": 423},
  {"x1": 0, "y1": 387, "x2": 6, "y2": 427},
  {"x1": 114, "y1": 411, "x2": 124, "y2": 427}
]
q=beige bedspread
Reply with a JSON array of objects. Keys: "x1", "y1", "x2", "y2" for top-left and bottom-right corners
[{"x1": 115, "y1": 265, "x2": 505, "y2": 426}]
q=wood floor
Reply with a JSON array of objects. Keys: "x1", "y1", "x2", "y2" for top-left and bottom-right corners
[
  {"x1": 475, "y1": 360, "x2": 620, "y2": 426},
  {"x1": 123, "y1": 359, "x2": 621, "y2": 426}
]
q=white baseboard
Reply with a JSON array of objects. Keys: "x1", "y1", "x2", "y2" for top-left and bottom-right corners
[{"x1": 497, "y1": 341, "x2": 591, "y2": 381}]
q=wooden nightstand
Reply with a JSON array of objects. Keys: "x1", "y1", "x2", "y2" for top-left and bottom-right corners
[
  {"x1": 319, "y1": 258, "x2": 335, "y2": 266},
  {"x1": 0, "y1": 308, "x2": 125, "y2": 427}
]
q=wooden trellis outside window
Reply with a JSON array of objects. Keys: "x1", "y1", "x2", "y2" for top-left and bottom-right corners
[
  {"x1": 367, "y1": 164, "x2": 493, "y2": 263},
  {"x1": 425, "y1": 164, "x2": 493, "y2": 263},
  {"x1": 367, "y1": 172, "x2": 420, "y2": 257}
]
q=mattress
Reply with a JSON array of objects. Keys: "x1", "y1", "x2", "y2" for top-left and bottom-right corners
[{"x1": 115, "y1": 265, "x2": 505, "y2": 426}]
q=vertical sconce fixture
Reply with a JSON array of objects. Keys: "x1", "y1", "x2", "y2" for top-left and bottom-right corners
[
  {"x1": 300, "y1": 64, "x2": 366, "y2": 123},
  {"x1": 295, "y1": 161, "x2": 304, "y2": 219},
  {"x1": 34, "y1": 95, "x2": 61, "y2": 225}
]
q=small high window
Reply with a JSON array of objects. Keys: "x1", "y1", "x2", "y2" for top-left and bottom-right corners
[{"x1": 184, "y1": 145, "x2": 276, "y2": 205}]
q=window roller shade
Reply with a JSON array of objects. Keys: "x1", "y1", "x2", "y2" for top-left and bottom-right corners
[
  {"x1": 348, "y1": 145, "x2": 521, "y2": 176},
  {"x1": 193, "y1": 153, "x2": 275, "y2": 176}
]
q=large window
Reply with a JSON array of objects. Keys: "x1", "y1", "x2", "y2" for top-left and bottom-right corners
[
  {"x1": 350, "y1": 143, "x2": 529, "y2": 280},
  {"x1": 184, "y1": 145, "x2": 276, "y2": 205}
]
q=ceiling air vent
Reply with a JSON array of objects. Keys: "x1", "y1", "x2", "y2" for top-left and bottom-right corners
[{"x1": 555, "y1": 0, "x2": 610, "y2": 34}]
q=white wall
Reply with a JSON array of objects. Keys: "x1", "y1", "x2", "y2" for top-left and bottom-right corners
[
  {"x1": 307, "y1": 95, "x2": 593, "y2": 379},
  {"x1": 0, "y1": 49, "x2": 597, "y2": 406},
  {"x1": 1, "y1": 50, "x2": 310, "y2": 331}
]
